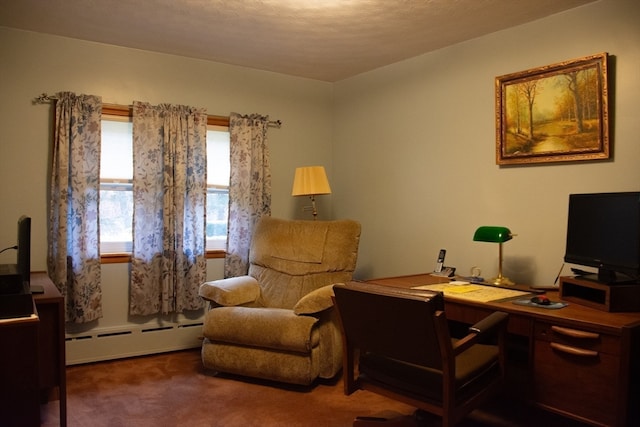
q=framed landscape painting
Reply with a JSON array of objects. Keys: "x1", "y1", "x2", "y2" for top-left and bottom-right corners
[{"x1": 495, "y1": 53, "x2": 609, "y2": 165}]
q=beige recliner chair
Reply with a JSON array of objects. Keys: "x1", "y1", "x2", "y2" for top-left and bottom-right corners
[{"x1": 198, "y1": 216, "x2": 361, "y2": 386}]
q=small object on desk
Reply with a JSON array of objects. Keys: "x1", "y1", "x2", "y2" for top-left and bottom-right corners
[
  {"x1": 31, "y1": 285, "x2": 45, "y2": 294},
  {"x1": 512, "y1": 297, "x2": 568, "y2": 309},
  {"x1": 459, "y1": 276, "x2": 485, "y2": 284},
  {"x1": 448, "y1": 280, "x2": 471, "y2": 285},
  {"x1": 553, "y1": 262, "x2": 565, "y2": 286},
  {"x1": 529, "y1": 284, "x2": 559, "y2": 290},
  {"x1": 531, "y1": 295, "x2": 551, "y2": 305},
  {"x1": 434, "y1": 249, "x2": 446, "y2": 273},
  {"x1": 528, "y1": 287, "x2": 546, "y2": 294},
  {"x1": 430, "y1": 266, "x2": 455, "y2": 277},
  {"x1": 571, "y1": 267, "x2": 593, "y2": 276}
]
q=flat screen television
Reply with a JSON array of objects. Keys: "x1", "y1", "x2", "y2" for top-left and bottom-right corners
[
  {"x1": 17, "y1": 215, "x2": 31, "y2": 286},
  {"x1": 564, "y1": 192, "x2": 640, "y2": 284}
]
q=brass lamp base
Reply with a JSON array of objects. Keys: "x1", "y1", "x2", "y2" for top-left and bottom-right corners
[{"x1": 490, "y1": 276, "x2": 514, "y2": 286}]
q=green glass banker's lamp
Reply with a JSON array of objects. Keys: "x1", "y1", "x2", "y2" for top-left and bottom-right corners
[{"x1": 473, "y1": 226, "x2": 515, "y2": 286}]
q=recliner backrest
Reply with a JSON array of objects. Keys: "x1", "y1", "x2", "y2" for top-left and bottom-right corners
[{"x1": 333, "y1": 282, "x2": 446, "y2": 369}]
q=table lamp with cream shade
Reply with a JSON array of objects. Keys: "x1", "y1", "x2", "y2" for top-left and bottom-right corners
[{"x1": 291, "y1": 166, "x2": 331, "y2": 220}]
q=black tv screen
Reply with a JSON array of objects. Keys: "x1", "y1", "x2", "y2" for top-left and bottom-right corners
[{"x1": 564, "y1": 192, "x2": 640, "y2": 283}]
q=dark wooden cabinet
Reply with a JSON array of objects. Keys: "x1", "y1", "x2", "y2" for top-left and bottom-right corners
[
  {"x1": 31, "y1": 272, "x2": 67, "y2": 427},
  {"x1": 0, "y1": 306, "x2": 40, "y2": 427},
  {"x1": 0, "y1": 273, "x2": 67, "y2": 426},
  {"x1": 533, "y1": 321, "x2": 630, "y2": 426}
]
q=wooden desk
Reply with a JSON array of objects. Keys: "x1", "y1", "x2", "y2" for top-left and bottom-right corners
[
  {"x1": 366, "y1": 273, "x2": 640, "y2": 427},
  {"x1": 31, "y1": 272, "x2": 67, "y2": 427}
]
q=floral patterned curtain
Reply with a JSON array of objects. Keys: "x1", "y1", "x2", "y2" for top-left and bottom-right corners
[
  {"x1": 130, "y1": 102, "x2": 208, "y2": 315},
  {"x1": 224, "y1": 113, "x2": 272, "y2": 278},
  {"x1": 47, "y1": 92, "x2": 103, "y2": 323}
]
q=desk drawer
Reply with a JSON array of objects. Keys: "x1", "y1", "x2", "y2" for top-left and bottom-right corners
[
  {"x1": 533, "y1": 322, "x2": 623, "y2": 426},
  {"x1": 534, "y1": 322, "x2": 620, "y2": 355}
]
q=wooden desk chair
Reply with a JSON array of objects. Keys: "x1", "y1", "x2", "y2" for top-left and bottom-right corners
[{"x1": 333, "y1": 282, "x2": 509, "y2": 427}]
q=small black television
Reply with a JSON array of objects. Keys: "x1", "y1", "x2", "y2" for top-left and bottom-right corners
[
  {"x1": 564, "y1": 192, "x2": 640, "y2": 284},
  {"x1": 17, "y1": 215, "x2": 31, "y2": 286}
]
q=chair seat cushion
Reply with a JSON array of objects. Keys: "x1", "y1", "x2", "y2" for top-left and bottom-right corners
[
  {"x1": 203, "y1": 306, "x2": 320, "y2": 353},
  {"x1": 359, "y1": 342, "x2": 500, "y2": 404}
]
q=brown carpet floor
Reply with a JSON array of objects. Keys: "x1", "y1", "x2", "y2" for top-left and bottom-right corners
[{"x1": 40, "y1": 349, "x2": 587, "y2": 427}]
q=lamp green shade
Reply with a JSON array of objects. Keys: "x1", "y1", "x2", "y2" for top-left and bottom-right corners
[
  {"x1": 473, "y1": 226, "x2": 515, "y2": 286},
  {"x1": 473, "y1": 226, "x2": 513, "y2": 243}
]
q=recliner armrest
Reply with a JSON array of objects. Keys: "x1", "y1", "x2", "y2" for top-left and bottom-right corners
[
  {"x1": 198, "y1": 275, "x2": 261, "y2": 306},
  {"x1": 293, "y1": 284, "x2": 336, "y2": 315}
]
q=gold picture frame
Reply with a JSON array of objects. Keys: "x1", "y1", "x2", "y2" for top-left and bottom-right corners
[{"x1": 495, "y1": 53, "x2": 609, "y2": 165}]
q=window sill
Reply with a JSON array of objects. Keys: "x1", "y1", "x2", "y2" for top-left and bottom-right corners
[{"x1": 100, "y1": 250, "x2": 226, "y2": 264}]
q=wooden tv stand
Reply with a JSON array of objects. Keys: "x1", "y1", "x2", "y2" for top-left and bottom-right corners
[
  {"x1": 560, "y1": 275, "x2": 640, "y2": 312},
  {"x1": 366, "y1": 273, "x2": 640, "y2": 427},
  {"x1": 0, "y1": 273, "x2": 67, "y2": 426}
]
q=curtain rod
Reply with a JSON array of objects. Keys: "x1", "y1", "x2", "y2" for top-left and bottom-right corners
[{"x1": 32, "y1": 93, "x2": 282, "y2": 128}]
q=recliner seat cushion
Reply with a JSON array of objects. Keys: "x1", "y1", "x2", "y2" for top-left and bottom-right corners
[
  {"x1": 203, "y1": 306, "x2": 319, "y2": 353},
  {"x1": 202, "y1": 338, "x2": 321, "y2": 385}
]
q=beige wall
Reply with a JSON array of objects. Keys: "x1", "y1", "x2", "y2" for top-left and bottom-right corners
[
  {"x1": 333, "y1": 0, "x2": 640, "y2": 284},
  {"x1": 1, "y1": 0, "x2": 639, "y2": 290},
  {"x1": 0, "y1": 26, "x2": 334, "y2": 274},
  {"x1": 0, "y1": 26, "x2": 335, "y2": 346}
]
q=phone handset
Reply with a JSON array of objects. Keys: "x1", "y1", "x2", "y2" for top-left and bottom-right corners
[{"x1": 435, "y1": 249, "x2": 446, "y2": 273}]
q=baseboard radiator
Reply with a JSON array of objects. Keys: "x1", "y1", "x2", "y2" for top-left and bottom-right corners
[
  {"x1": 65, "y1": 320, "x2": 204, "y2": 365},
  {"x1": 64, "y1": 259, "x2": 222, "y2": 365}
]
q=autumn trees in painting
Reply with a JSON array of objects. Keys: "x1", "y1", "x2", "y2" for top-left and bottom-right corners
[{"x1": 496, "y1": 53, "x2": 609, "y2": 165}]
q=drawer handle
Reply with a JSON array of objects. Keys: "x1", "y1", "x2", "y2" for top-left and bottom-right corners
[
  {"x1": 551, "y1": 325, "x2": 599, "y2": 340},
  {"x1": 550, "y1": 342, "x2": 598, "y2": 357}
]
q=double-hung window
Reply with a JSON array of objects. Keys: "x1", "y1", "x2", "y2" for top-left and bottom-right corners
[
  {"x1": 99, "y1": 106, "x2": 230, "y2": 258},
  {"x1": 100, "y1": 114, "x2": 133, "y2": 254},
  {"x1": 205, "y1": 126, "x2": 230, "y2": 250}
]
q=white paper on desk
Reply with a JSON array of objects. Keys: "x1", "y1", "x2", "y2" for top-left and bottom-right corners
[
  {"x1": 448, "y1": 280, "x2": 471, "y2": 285},
  {"x1": 412, "y1": 283, "x2": 530, "y2": 302}
]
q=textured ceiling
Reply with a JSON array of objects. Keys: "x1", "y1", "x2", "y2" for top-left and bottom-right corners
[{"x1": 0, "y1": 0, "x2": 596, "y2": 82}]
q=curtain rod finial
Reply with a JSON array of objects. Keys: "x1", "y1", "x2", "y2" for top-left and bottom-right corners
[{"x1": 33, "y1": 93, "x2": 56, "y2": 104}]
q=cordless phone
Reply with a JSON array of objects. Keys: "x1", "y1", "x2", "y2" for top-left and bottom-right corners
[{"x1": 435, "y1": 249, "x2": 446, "y2": 273}]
